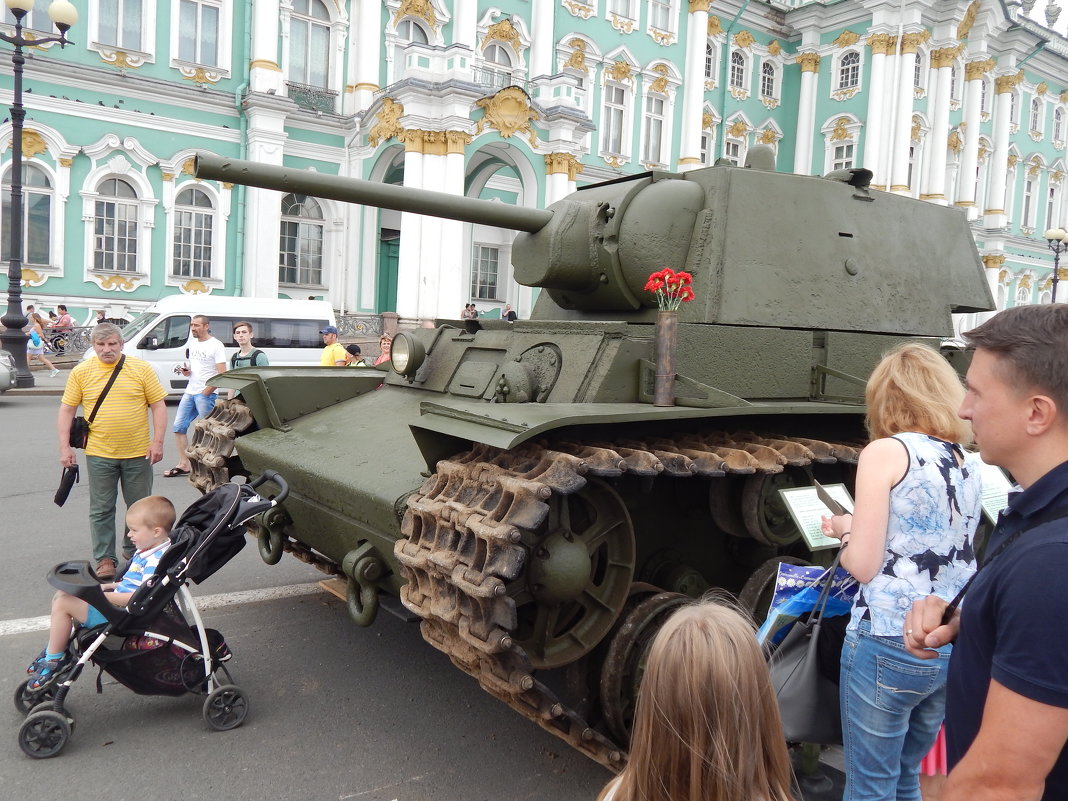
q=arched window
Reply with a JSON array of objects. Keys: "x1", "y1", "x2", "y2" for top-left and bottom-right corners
[
  {"x1": 1022, "y1": 177, "x2": 1035, "y2": 227},
  {"x1": 482, "y1": 42, "x2": 513, "y2": 89},
  {"x1": 2, "y1": 163, "x2": 53, "y2": 266},
  {"x1": 172, "y1": 186, "x2": 214, "y2": 279},
  {"x1": 1055, "y1": 108, "x2": 1065, "y2": 142},
  {"x1": 94, "y1": 178, "x2": 139, "y2": 273},
  {"x1": 913, "y1": 52, "x2": 924, "y2": 89},
  {"x1": 1031, "y1": 98, "x2": 1043, "y2": 133},
  {"x1": 1016, "y1": 284, "x2": 1031, "y2": 305},
  {"x1": 729, "y1": 51, "x2": 745, "y2": 89},
  {"x1": 1047, "y1": 184, "x2": 1060, "y2": 231},
  {"x1": 393, "y1": 17, "x2": 429, "y2": 81},
  {"x1": 288, "y1": 0, "x2": 330, "y2": 88},
  {"x1": 279, "y1": 194, "x2": 324, "y2": 286},
  {"x1": 760, "y1": 61, "x2": 776, "y2": 98},
  {"x1": 838, "y1": 51, "x2": 860, "y2": 90},
  {"x1": 704, "y1": 42, "x2": 714, "y2": 80}
]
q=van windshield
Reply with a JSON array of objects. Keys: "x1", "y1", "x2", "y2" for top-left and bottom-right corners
[{"x1": 121, "y1": 312, "x2": 159, "y2": 342}]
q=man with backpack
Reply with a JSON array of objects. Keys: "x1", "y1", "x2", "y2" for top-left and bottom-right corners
[{"x1": 230, "y1": 321, "x2": 269, "y2": 370}]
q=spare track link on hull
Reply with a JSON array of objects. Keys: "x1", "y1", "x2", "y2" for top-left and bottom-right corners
[{"x1": 393, "y1": 432, "x2": 859, "y2": 769}]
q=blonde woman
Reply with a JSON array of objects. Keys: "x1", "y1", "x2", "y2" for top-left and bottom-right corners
[
  {"x1": 596, "y1": 599, "x2": 794, "y2": 801},
  {"x1": 373, "y1": 335, "x2": 392, "y2": 367},
  {"x1": 821, "y1": 343, "x2": 982, "y2": 800},
  {"x1": 28, "y1": 313, "x2": 59, "y2": 377}
]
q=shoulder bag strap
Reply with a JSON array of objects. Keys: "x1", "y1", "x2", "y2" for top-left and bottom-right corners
[
  {"x1": 810, "y1": 548, "x2": 845, "y2": 624},
  {"x1": 87, "y1": 355, "x2": 125, "y2": 425}
]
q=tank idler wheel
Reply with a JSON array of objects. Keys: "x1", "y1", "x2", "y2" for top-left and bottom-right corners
[
  {"x1": 709, "y1": 476, "x2": 751, "y2": 539},
  {"x1": 600, "y1": 590, "x2": 690, "y2": 744},
  {"x1": 737, "y1": 555, "x2": 812, "y2": 624},
  {"x1": 18, "y1": 710, "x2": 71, "y2": 759},
  {"x1": 14, "y1": 679, "x2": 55, "y2": 716},
  {"x1": 741, "y1": 469, "x2": 807, "y2": 546},
  {"x1": 511, "y1": 479, "x2": 637, "y2": 670},
  {"x1": 346, "y1": 578, "x2": 379, "y2": 627},
  {"x1": 203, "y1": 684, "x2": 249, "y2": 731}
]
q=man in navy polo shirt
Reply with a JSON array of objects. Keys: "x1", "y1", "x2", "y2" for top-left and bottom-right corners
[{"x1": 905, "y1": 304, "x2": 1068, "y2": 801}]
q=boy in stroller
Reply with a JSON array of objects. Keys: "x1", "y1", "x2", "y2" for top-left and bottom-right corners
[{"x1": 26, "y1": 496, "x2": 175, "y2": 691}]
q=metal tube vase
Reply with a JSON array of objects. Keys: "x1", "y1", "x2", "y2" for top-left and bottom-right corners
[{"x1": 654, "y1": 309, "x2": 677, "y2": 407}]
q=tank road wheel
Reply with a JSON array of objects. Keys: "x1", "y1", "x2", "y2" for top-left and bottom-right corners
[
  {"x1": 738, "y1": 555, "x2": 812, "y2": 624},
  {"x1": 203, "y1": 684, "x2": 249, "y2": 731},
  {"x1": 511, "y1": 479, "x2": 636, "y2": 670},
  {"x1": 741, "y1": 468, "x2": 807, "y2": 546},
  {"x1": 18, "y1": 710, "x2": 71, "y2": 759},
  {"x1": 709, "y1": 476, "x2": 751, "y2": 538},
  {"x1": 600, "y1": 591, "x2": 690, "y2": 743}
]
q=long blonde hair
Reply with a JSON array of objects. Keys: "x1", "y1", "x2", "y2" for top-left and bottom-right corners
[
  {"x1": 865, "y1": 342, "x2": 969, "y2": 442},
  {"x1": 598, "y1": 599, "x2": 794, "y2": 801}
]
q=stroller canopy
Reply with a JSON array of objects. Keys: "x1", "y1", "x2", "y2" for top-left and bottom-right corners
[{"x1": 163, "y1": 483, "x2": 248, "y2": 584}]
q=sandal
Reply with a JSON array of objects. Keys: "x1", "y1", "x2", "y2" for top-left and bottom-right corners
[{"x1": 163, "y1": 466, "x2": 190, "y2": 478}]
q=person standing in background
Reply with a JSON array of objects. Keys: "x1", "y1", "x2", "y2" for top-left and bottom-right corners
[
  {"x1": 374, "y1": 335, "x2": 392, "y2": 367},
  {"x1": 165, "y1": 315, "x2": 225, "y2": 478},
  {"x1": 320, "y1": 325, "x2": 347, "y2": 366},
  {"x1": 27, "y1": 313, "x2": 59, "y2": 376}
]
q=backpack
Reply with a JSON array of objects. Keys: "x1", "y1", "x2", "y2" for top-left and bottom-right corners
[{"x1": 230, "y1": 348, "x2": 264, "y2": 369}]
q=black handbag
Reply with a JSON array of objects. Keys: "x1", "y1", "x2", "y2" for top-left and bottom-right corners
[
  {"x1": 69, "y1": 356, "x2": 125, "y2": 449},
  {"x1": 767, "y1": 551, "x2": 845, "y2": 745},
  {"x1": 53, "y1": 464, "x2": 79, "y2": 507}
]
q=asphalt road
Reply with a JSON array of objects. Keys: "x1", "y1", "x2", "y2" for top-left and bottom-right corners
[{"x1": 0, "y1": 391, "x2": 612, "y2": 800}]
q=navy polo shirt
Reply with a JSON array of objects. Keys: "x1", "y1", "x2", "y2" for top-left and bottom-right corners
[{"x1": 946, "y1": 460, "x2": 1068, "y2": 799}]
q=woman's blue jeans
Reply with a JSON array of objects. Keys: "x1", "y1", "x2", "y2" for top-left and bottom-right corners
[{"x1": 840, "y1": 618, "x2": 951, "y2": 801}]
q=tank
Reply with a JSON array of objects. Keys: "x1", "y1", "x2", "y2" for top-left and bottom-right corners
[{"x1": 188, "y1": 150, "x2": 994, "y2": 768}]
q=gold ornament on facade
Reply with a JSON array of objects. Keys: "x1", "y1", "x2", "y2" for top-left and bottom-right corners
[
  {"x1": 947, "y1": 130, "x2": 963, "y2": 153},
  {"x1": 758, "y1": 128, "x2": 778, "y2": 145},
  {"x1": 222, "y1": 182, "x2": 234, "y2": 189},
  {"x1": 733, "y1": 30, "x2": 755, "y2": 49},
  {"x1": 482, "y1": 19, "x2": 521, "y2": 55},
  {"x1": 996, "y1": 268, "x2": 1009, "y2": 282},
  {"x1": 1019, "y1": 274, "x2": 1033, "y2": 290},
  {"x1": 99, "y1": 274, "x2": 136, "y2": 291},
  {"x1": 994, "y1": 71, "x2": 1024, "y2": 94},
  {"x1": 1028, "y1": 159, "x2": 1041, "y2": 178},
  {"x1": 832, "y1": 87, "x2": 860, "y2": 101},
  {"x1": 181, "y1": 279, "x2": 209, "y2": 294},
  {"x1": 610, "y1": 14, "x2": 635, "y2": 34},
  {"x1": 760, "y1": 96, "x2": 780, "y2": 109},
  {"x1": 796, "y1": 52, "x2": 821, "y2": 73},
  {"x1": 867, "y1": 33, "x2": 892, "y2": 56},
  {"x1": 475, "y1": 87, "x2": 540, "y2": 147},
  {"x1": 1007, "y1": 153, "x2": 1019, "y2": 168},
  {"x1": 830, "y1": 117, "x2": 853, "y2": 141},
  {"x1": 727, "y1": 120, "x2": 749, "y2": 138},
  {"x1": 180, "y1": 66, "x2": 221, "y2": 85},
  {"x1": 544, "y1": 153, "x2": 584, "y2": 181},
  {"x1": 368, "y1": 98, "x2": 405, "y2": 147},
  {"x1": 1061, "y1": 90, "x2": 1068, "y2": 103},
  {"x1": 57, "y1": 157, "x2": 72, "y2": 168},
  {"x1": 977, "y1": 145, "x2": 988, "y2": 163},
  {"x1": 982, "y1": 254, "x2": 1005, "y2": 271},
  {"x1": 14, "y1": 129, "x2": 47, "y2": 158},
  {"x1": 768, "y1": 40, "x2": 781, "y2": 56},
  {"x1": 603, "y1": 154, "x2": 624, "y2": 168},
  {"x1": 900, "y1": 30, "x2": 930, "y2": 54},
  {"x1": 965, "y1": 58, "x2": 996, "y2": 81},
  {"x1": 930, "y1": 46, "x2": 962, "y2": 69},
  {"x1": 608, "y1": 60, "x2": 633, "y2": 83},
  {"x1": 833, "y1": 30, "x2": 860, "y2": 48},
  {"x1": 1036, "y1": 82, "x2": 1048, "y2": 96},
  {"x1": 20, "y1": 267, "x2": 44, "y2": 286},
  {"x1": 1052, "y1": 170, "x2": 1064, "y2": 185},
  {"x1": 181, "y1": 158, "x2": 196, "y2": 176},
  {"x1": 957, "y1": 0, "x2": 980, "y2": 40},
  {"x1": 649, "y1": 64, "x2": 670, "y2": 94},
  {"x1": 911, "y1": 115, "x2": 923, "y2": 143},
  {"x1": 707, "y1": 16, "x2": 722, "y2": 36},
  {"x1": 650, "y1": 29, "x2": 675, "y2": 46},
  {"x1": 729, "y1": 87, "x2": 750, "y2": 101},
  {"x1": 701, "y1": 111, "x2": 714, "y2": 129},
  {"x1": 562, "y1": 0, "x2": 594, "y2": 19},
  {"x1": 689, "y1": 0, "x2": 712, "y2": 11},
  {"x1": 99, "y1": 49, "x2": 142, "y2": 69},
  {"x1": 393, "y1": 0, "x2": 437, "y2": 31},
  {"x1": 161, "y1": 172, "x2": 174, "y2": 182},
  {"x1": 445, "y1": 130, "x2": 473, "y2": 154},
  {"x1": 565, "y1": 39, "x2": 588, "y2": 73}
]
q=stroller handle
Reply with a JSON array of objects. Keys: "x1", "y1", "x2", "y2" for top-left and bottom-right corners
[{"x1": 250, "y1": 470, "x2": 289, "y2": 503}]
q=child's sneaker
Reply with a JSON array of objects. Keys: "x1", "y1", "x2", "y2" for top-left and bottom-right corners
[
  {"x1": 25, "y1": 648, "x2": 46, "y2": 674},
  {"x1": 49, "y1": 368, "x2": 59, "y2": 377},
  {"x1": 27, "y1": 653, "x2": 72, "y2": 691}
]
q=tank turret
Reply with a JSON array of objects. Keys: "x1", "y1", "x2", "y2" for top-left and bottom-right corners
[{"x1": 188, "y1": 151, "x2": 994, "y2": 770}]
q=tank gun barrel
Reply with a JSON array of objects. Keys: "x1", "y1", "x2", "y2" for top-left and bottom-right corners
[{"x1": 194, "y1": 152, "x2": 553, "y2": 233}]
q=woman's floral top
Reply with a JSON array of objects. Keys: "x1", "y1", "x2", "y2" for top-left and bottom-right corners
[{"x1": 849, "y1": 432, "x2": 982, "y2": 636}]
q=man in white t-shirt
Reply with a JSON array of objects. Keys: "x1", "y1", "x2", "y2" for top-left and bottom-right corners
[{"x1": 165, "y1": 315, "x2": 225, "y2": 477}]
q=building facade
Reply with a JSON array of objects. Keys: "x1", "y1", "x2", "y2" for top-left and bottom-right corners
[{"x1": 1, "y1": 0, "x2": 1066, "y2": 327}]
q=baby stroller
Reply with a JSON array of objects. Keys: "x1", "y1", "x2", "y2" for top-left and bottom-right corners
[{"x1": 14, "y1": 471, "x2": 290, "y2": 758}]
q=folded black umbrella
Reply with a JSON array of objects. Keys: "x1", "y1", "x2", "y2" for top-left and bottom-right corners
[{"x1": 54, "y1": 464, "x2": 79, "y2": 507}]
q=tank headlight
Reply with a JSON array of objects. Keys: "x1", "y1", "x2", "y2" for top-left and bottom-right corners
[{"x1": 389, "y1": 332, "x2": 426, "y2": 378}]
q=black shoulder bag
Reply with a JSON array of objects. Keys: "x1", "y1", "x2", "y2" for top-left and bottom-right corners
[{"x1": 69, "y1": 355, "x2": 125, "y2": 449}]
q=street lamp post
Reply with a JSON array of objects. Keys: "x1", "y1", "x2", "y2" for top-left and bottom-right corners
[
  {"x1": 0, "y1": 0, "x2": 76, "y2": 387},
  {"x1": 1044, "y1": 227, "x2": 1068, "y2": 304}
]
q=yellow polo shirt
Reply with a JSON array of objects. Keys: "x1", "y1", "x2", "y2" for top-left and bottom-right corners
[
  {"x1": 321, "y1": 342, "x2": 347, "y2": 366},
  {"x1": 61, "y1": 357, "x2": 167, "y2": 459}
]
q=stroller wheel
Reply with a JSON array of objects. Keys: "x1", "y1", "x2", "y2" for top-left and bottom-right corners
[
  {"x1": 18, "y1": 710, "x2": 71, "y2": 759},
  {"x1": 203, "y1": 684, "x2": 249, "y2": 731},
  {"x1": 13, "y1": 680, "x2": 55, "y2": 716}
]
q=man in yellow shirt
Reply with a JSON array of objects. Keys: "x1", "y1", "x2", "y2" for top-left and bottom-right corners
[
  {"x1": 320, "y1": 325, "x2": 347, "y2": 366},
  {"x1": 57, "y1": 324, "x2": 168, "y2": 581}
]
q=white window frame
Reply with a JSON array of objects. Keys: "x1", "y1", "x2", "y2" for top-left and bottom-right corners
[
  {"x1": 723, "y1": 139, "x2": 743, "y2": 167},
  {"x1": 642, "y1": 93, "x2": 666, "y2": 165},
  {"x1": 470, "y1": 243, "x2": 500, "y2": 301},
  {"x1": 92, "y1": 177, "x2": 141, "y2": 274},
  {"x1": 89, "y1": 0, "x2": 156, "y2": 63},
  {"x1": 1046, "y1": 184, "x2": 1060, "y2": 231},
  {"x1": 1031, "y1": 96, "x2": 1045, "y2": 137},
  {"x1": 647, "y1": 0, "x2": 675, "y2": 34},
  {"x1": 760, "y1": 61, "x2": 776, "y2": 100},
  {"x1": 837, "y1": 50, "x2": 861, "y2": 91},
  {"x1": 168, "y1": 182, "x2": 224, "y2": 283},
  {"x1": 607, "y1": 0, "x2": 636, "y2": 21},
  {"x1": 704, "y1": 42, "x2": 715, "y2": 81},
  {"x1": 1054, "y1": 107, "x2": 1065, "y2": 144},
  {"x1": 729, "y1": 50, "x2": 746, "y2": 90},
  {"x1": 820, "y1": 115, "x2": 863, "y2": 175},
  {"x1": 832, "y1": 143, "x2": 855, "y2": 171},
  {"x1": 281, "y1": 0, "x2": 348, "y2": 98},
  {"x1": 478, "y1": 41, "x2": 516, "y2": 91},
  {"x1": 913, "y1": 48, "x2": 926, "y2": 92},
  {"x1": 1, "y1": 161, "x2": 55, "y2": 269},
  {"x1": 170, "y1": 0, "x2": 232, "y2": 76},
  {"x1": 279, "y1": 193, "x2": 326, "y2": 287},
  {"x1": 600, "y1": 79, "x2": 631, "y2": 159}
]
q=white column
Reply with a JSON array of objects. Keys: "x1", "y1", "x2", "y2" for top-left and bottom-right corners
[
  {"x1": 863, "y1": 34, "x2": 890, "y2": 187},
  {"x1": 434, "y1": 136, "x2": 468, "y2": 320},
  {"x1": 530, "y1": 0, "x2": 555, "y2": 78},
  {"x1": 418, "y1": 146, "x2": 445, "y2": 321},
  {"x1": 544, "y1": 153, "x2": 582, "y2": 204},
  {"x1": 396, "y1": 135, "x2": 424, "y2": 321},
  {"x1": 349, "y1": 0, "x2": 382, "y2": 112},
  {"x1": 249, "y1": 0, "x2": 283, "y2": 94},
  {"x1": 956, "y1": 60, "x2": 988, "y2": 218},
  {"x1": 678, "y1": 1, "x2": 710, "y2": 170},
  {"x1": 984, "y1": 72, "x2": 1018, "y2": 228},
  {"x1": 242, "y1": 105, "x2": 288, "y2": 298},
  {"x1": 889, "y1": 34, "x2": 918, "y2": 194},
  {"x1": 922, "y1": 47, "x2": 954, "y2": 204},
  {"x1": 793, "y1": 53, "x2": 820, "y2": 175},
  {"x1": 453, "y1": 0, "x2": 477, "y2": 49}
]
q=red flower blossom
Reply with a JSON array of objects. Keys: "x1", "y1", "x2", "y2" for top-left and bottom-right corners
[{"x1": 645, "y1": 267, "x2": 697, "y2": 310}]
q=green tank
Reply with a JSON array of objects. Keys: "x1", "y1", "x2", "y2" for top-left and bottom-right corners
[{"x1": 188, "y1": 150, "x2": 994, "y2": 768}]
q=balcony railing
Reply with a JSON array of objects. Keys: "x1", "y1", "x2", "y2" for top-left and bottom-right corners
[{"x1": 287, "y1": 81, "x2": 338, "y2": 113}]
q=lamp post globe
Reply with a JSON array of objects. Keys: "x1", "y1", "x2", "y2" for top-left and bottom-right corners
[
  {"x1": 0, "y1": 0, "x2": 76, "y2": 387},
  {"x1": 1045, "y1": 228, "x2": 1068, "y2": 305}
]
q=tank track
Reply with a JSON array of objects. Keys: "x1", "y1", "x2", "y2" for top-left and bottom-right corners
[{"x1": 393, "y1": 432, "x2": 860, "y2": 769}]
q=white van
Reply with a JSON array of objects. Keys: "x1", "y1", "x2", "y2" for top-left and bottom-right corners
[{"x1": 96, "y1": 295, "x2": 335, "y2": 395}]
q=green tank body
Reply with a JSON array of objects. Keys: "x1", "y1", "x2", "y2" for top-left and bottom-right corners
[{"x1": 188, "y1": 150, "x2": 994, "y2": 768}]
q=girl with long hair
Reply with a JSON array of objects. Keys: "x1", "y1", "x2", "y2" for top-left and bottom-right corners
[
  {"x1": 822, "y1": 342, "x2": 982, "y2": 800},
  {"x1": 596, "y1": 599, "x2": 795, "y2": 801},
  {"x1": 27, "y1": 313, "x2": 59, "y2": 376}
]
